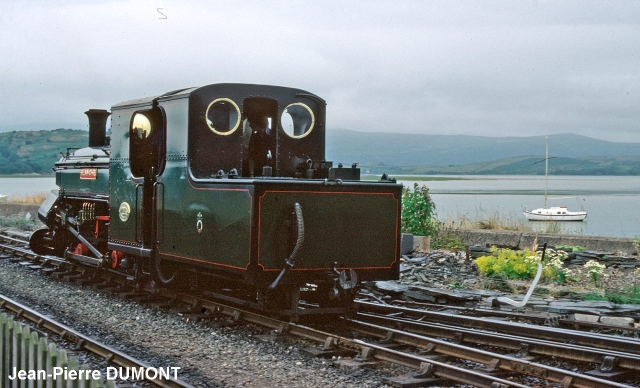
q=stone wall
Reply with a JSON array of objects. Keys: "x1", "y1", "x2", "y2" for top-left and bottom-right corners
[
  {"x1": 449, "y1": 229, "x2": 639, "y2": 256},
  {"x1": 0, "y1": 203, "x2": 40, "y2": 220}
]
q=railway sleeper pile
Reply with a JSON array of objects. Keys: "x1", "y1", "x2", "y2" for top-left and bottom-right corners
[
  {"x1": 368, "y1": 248, "x2": 640, "y2": 326},
  {"x1": 366, "y1": 250, "x2": 487, "y2": 305},
  {"x1": 567, "y1": 251, "x2": 640, "y2": 269}
]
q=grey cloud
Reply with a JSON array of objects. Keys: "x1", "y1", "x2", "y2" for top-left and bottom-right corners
[{"x1": 0, "y1": 1, "x2": 638, "y2": 142}]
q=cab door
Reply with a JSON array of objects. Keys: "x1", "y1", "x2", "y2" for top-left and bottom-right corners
[
  {"x1": 109, "y1": 104, "x2": 165, "y2": 250},
  {"x1": 129, "y1": 108, "x2": 165, "y2": 247}
]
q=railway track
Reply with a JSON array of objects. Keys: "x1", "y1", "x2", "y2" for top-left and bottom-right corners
[
  {"x1": 355, "y1": 300, "x2": 640, "y2": 354},
  {"x1": 0, "y1": 231, "x2": 638, "y2": 387},
  {"x1": 0, "y1": 293, "x2": 194, "y2": 388},
  {"x1": 377, "y1": 296, "x2": 640, "y2": 335},
  {"x1": 349, "y1": 302, "x2": 638, "y2": 387}
]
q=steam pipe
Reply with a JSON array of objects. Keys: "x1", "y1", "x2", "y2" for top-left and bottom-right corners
[{"x1": 268, "y1": 203, "x2": 304, "y2": 290}]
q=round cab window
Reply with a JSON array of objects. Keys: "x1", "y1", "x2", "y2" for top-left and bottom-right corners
[
  {"x1": 206, "y1": 98, "x2": 240, "y2": 135},
  {"x1": 131, "y1": 113, "x2": 152, "y2": 139},
  {"x1": 281, "y1": 103, "x2": 314, "y2": 138}
]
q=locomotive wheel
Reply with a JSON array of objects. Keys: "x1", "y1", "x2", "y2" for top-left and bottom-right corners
[
  {"x1": 30, "y1": 228, "x2": 70, "y2": 257},
  {"x1": 29, "y1": 229, "x2": 55, "y2": 256}
]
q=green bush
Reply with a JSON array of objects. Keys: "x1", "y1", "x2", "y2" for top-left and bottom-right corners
[
  {"x1": 475, "y1": 247, "x2": 570, "y2": 283},
  {"x1": 401, "y1": 183, "x2": 438, "y2": 238},
  {"x1": 475, "y1": 247, "x2": 539, "y2": 280},
  {"x1": 432, "y1": 228, "x2": 464, "y2": 250}
]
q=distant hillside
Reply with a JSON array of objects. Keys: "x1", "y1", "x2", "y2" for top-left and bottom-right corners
[
  {"x1": 326, "y1": 129, "x2": 640, "y2": 168},
  {"x1": 363, "y1": 155, "x2": 640, "y2": 176},
  {"x1": 1, "y1": 128, "x2": 638, "y2": 175},
  {"x1": 0, "y1": 129, "x2": 87, "y2": 174}
]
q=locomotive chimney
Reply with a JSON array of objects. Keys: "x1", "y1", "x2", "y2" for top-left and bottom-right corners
[{"x1": 85, "y1": 109, "x2": 111, "y2": 147}]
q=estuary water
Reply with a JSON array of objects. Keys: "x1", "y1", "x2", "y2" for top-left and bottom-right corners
[
  {"x1": 0, "y1": 175, "x2": 638, "y2": 238},
  {"x1": 0, "y1": 176, "x2": 56, "y2": 197},
  {"x1": 396, "y1": 175, "x2": 640, "y2": 239}
]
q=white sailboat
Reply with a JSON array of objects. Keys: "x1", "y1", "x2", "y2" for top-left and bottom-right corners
[{"x1": 523, "y1": 137, "x2": 587, "y2": 222}]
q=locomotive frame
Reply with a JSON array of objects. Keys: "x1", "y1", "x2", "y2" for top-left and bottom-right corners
[{"x1": 31, "y1": 83, "x2": 402, "y2": 320}]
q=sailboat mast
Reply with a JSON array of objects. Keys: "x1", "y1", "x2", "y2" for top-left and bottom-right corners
[{"x1": 544, "y1": 136, "x2": 548, "y2": 208}]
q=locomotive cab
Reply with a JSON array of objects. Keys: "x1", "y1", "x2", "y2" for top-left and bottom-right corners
[{"x1": 188, "y1": 85, "x2": 326, "y2": 180}]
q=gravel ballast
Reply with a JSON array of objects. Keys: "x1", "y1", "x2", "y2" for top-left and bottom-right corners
[{"x1": 0, "y1": 258, "x2": 406, "y2": 388}]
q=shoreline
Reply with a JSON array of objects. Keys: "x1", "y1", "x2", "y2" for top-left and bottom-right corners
[{"x1": 446, "y1": 228, "x2": 640, "y2": 257}]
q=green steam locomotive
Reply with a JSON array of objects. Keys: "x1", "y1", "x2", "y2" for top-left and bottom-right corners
[{"x1": 30, "y1": 83, "x2": 401, "y2": 320}]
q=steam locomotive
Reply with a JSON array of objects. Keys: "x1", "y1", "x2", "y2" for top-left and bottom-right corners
[{"x1": 30, "y1": 83, "x2": 401, "y2": 320}]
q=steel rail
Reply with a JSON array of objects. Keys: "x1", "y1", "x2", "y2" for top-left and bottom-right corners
[
  {"x1": 0, "y1": 236, "x2": 66, "y2": 267},
  {"x1": 157, "y1": 290, "x2": 530, "y2": 388},
  {"x1": 357, "y1": 311, "x2": 640, "y2": 372},
  {"x1": 349, "y1": 317, "x2": 632, "y2": 388},
  {"x1": 1, "y1": 233, "x2": 633, "y2": 387},
  {"x1": 356, "y1": 293, "x2": 640, "y2": 333},
  {"x1": 4, "y1": 243, "x2": 522, "y2": 387},
  {"x1": 0, "y1": 233, "x2": 32, "y2": 246},
  {"x1": 0, "y1": 294, "x2": 194, "y2": 388},
  {"x1": 0, "y1": 249, "x2": 534, "y2": 388},
  {"x1": 356, "y1": 300, "x2": 640, "y2": 354},
  {"x1": 378, "y1": 299, "x2": 640, "y2": 334},
  {"x1": 5, "y1": 233, "x2": 637, "y2": 334},
  {"x1": 350, "y1": 340, "x2": 532, "y2": 388},
  {"x1": 385, "y1": 298, "x2": 559, "y2": 323}
]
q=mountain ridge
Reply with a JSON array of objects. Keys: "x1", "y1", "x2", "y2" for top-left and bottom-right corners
[
  {"x1": 326, "y1": 128, "x2": 640, "y2": 167},
  {"x1": 0, "y1": 128, "x2": 638, "y2": 175}
]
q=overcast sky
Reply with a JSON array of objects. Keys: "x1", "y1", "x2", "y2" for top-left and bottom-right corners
[{"x1": 1, "y1": 1, "x2": 638, "y2": 142}]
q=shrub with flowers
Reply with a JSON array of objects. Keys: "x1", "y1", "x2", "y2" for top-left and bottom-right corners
[
  {"x1": 584, "y1": 260, "x2": 607, "y2": 285},
  {"x1": 540, "y1": 249, "x2": 570, "y2": 284},
  {"x1": 475, "y1": 247, "x2": 539, "y2": 280},
  {"x1": 475, "y1": 247, "x2": 570, "y2": 283},
  {"x1": 401, "y1": 183, "x2": 439, "y2": 238}
]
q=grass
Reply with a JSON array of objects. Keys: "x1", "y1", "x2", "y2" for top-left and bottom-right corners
[
  {"x1": 431, "y1": 221, "x2": 465, "y2": 250},
  {"x1": 0, "y1": 217, "x2": 39, "y2": 231},
  {"x1": 440, "y1": 211, "x2": 567, "y2": 234},
  {"x1": 0, "y1": 192, "x2": 49, "y2": 232},
  {"x1": 582, "y1": 286, "x2": 640, "y2": 304},
  {"x1": 7, "y1": 192, "x2": 48, "y2": 204},
  {"x1": 442, "y1": 212, "x2": 528, "y2": 231}
]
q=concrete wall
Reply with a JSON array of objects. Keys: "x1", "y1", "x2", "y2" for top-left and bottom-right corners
[{"x1": 449, "y1": 229, "x2": 639, "y2": 256}]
